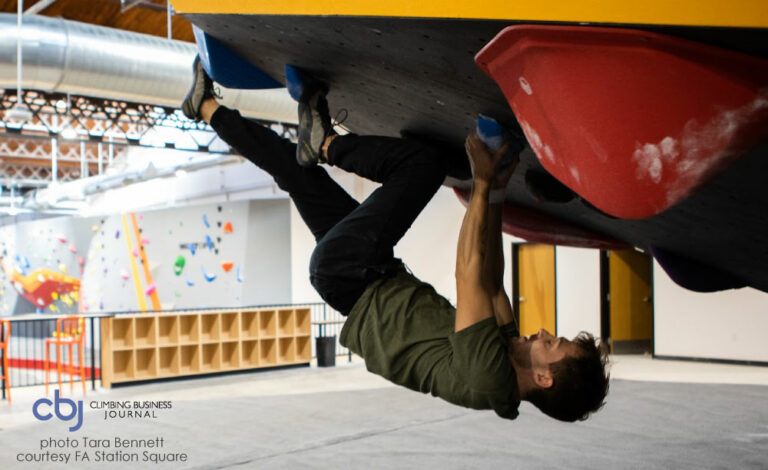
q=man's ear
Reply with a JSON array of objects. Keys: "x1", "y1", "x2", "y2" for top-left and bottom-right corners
[{"x1": 533, "y1": 368, "x2": 553, "y2": 389}]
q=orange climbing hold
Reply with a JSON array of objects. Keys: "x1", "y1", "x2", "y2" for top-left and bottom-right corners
[
  {"x1": 223, "y1": 222, "x2": 233, "y2": 233},
  {"x1": 221, "y1": 262, "x2": 234, "y2": 272}
]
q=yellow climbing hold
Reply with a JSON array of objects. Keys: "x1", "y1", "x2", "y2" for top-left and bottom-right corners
[{"x1": 51, "y1": 292, "x2": 59, "y2": 300}]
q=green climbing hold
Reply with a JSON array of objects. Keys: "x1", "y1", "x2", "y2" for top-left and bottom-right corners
[{"x1": 174, "y1": 255, "x2": 186, "y2": 275}]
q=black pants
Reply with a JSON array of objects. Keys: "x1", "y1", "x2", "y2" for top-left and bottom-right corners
[{"x1": 210, "y1": 107, "x2": 447, "y2": 314}]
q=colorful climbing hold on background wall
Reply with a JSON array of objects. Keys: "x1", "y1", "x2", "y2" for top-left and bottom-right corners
[
  {"x1": 221, "y1": 262, "x2": 234, "y2": 272},
  {"x1": 202, "y1": 266, "x2": 216, "y2": 282},
  {"x1": 69, "y1": 243, "x2": 77, "y2": 253},
  {"x1": 188, "y1": 244, "x2": 196, "y2": 255},
  {"x1": 185, "y1": 274, "x2": 194, "y2": 286},
  {"x1": 145, "y1": 282, "x2": 157, "y2": 296},
  {"x1": 236, "y1": 265, "x2": 244, "y2": 283},
  {"x1": 223, "y1": 222, "x2": 233, "y2": 233},
  {"x1": 203, "y1": 214, "x2": 210, "y2": 228},
  {"x1": 205, "y1": 235, "x2": 213, "y2": 251},
  {"x1": 174, "y1": 255, "x2": 186, "y2": 275},
  {"x1": 120, "y1": 268, "x2": 130, "y2": 280}
]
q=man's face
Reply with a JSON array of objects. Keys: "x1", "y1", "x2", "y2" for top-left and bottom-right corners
[{"x1": 511, "y1": 328, "x2": 582, "y2": 387}]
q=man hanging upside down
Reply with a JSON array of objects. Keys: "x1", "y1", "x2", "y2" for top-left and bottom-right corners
[{"x1": 182, "y1": 58, "x2": 609, "y2": 422}]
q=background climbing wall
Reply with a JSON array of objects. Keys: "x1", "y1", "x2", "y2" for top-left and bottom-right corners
[
  {"x1": 0, "y1": 215, "x2": 98, "y2": 315},
  {"x1": 0, "y1": 199, "x2": 291, "y2": 315}
]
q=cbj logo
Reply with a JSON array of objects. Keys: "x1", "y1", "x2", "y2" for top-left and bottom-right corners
[{"x1": 32, "y1": 390, "x2": 84, "y2": 432}]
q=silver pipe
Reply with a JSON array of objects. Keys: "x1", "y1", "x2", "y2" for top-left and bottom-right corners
[
  {"x1": 16, "y1": 1, "x2": 22, "y2": 103},
  {"x1": 0, "y1": 13, "x2": 297, "y2": 123}
]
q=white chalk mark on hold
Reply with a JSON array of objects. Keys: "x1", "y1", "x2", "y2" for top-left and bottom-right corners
[
  {"x1": 570, "y1": 167, "x2": 581, "y2": 183},
  {"x1": 583, "y1": 129, "x2": 609, "y2": 163},
  {"x1": 543, "y1": 145, "x2": 554, "y2": 161},
  {"x1": 631, "y1": 94, "x2": 768, "y2": 206},
  {"x1": 519, "y1": 76, "x2": 533, "y2": 95}
]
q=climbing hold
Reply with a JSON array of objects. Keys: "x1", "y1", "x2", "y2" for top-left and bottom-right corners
[
  {"x1": 203, "y1": 214, "x2": 210, "y2": 228},
  {"x1": 188, "y1": 243, "x2": 196, "y2": 255},
  {"x1": 92, "y1": 225, "x2": 99, "y2": 232},
  {"x1": 115, "y1": 230, "x2": 120, "y2": 239},
  {"x1": 50, "y1": 304, "x2": 58, "y2": 312},
  {"x1": 57, "y1": 235, "x2": 67, "y2": 243},
  {"x1": 37, "y1": 273, "x2": 45, "y2": 283},
  {"x1": 23, "y1": 255, "x2": 30, "y2": 268},
  {"x1": 202, "y1": 266, "x2": 216, "y2": 282},
  {"x1": 185, "y1": 274, "x2": 194, "y2": 287},
  {"x1": 132, "y1": 248, "x2": 139, "y2": 257},
  {"x1": 217, "y1": 221, "x2": 222, "y2": 228},
  {"x1": 141, "y1": 238, "x2": 150, "y2": 245},
  {"x1": 221, "y1": 261, "x2": 234, "y2": 272},
  {"x1": 120, "y1": 268, "x2": 130, "y2": 280},
  {"x1": 145, "y1": 282, "x2": 157, "y2": 296},
  {"x1": 223, "y1": 222, "x2": 233, "y2": 233},
  {"x1": 37, "y1": 298, "x2": 44, "y2": 306},
  {"x1": 236, "y1": 265, "x2": 244, "y2": 283},
  {"x1": 174, "y1": 291, "x2": 181, "y2": 298},
  {"x1": 205, "y1": 235, "x2": 213, "y2": 251},
  {"x1": 174, "y1": 255, "x2": 186, "y2": 275},
  {"x1": 51, "y1": 292, "x2": 59, "y2": 300},
  {"x1": 69, "y1": 243, "x2": 77, "y2": 253},
  {"x1": 59, "y1": 264, "x2": 67, "y2": 274},
  {"x1": 77, "y1": 256, "x2": 84, "y2": 265}
]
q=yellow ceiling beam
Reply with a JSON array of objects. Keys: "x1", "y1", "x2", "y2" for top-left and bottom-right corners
[{"x1": 171, "y1": 0, "x2": 768, "y2": 28}]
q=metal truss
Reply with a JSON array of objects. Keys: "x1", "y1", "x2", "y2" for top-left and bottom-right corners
[{"x1": 0, "y1": 89, "x2": 297, "y2": 191}]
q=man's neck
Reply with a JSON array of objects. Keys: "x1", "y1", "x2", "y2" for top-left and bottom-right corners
[{"x1": 512, "y1": 363, "x2": 536, "y2": 400}]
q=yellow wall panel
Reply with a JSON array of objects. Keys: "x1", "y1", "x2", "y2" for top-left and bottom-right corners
[
  {"x1": 172, "y1": 0, "x2": 768, "y2": 28},
  {"x1": 518, "y1": 244, "x2": 556, "y2": 337}
]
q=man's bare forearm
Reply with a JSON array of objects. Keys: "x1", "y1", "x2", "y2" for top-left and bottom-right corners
[
  {"x1": 482, "y1": 199, "x2": 504, "y2": 294},
  {"x1": 455, "y1": 179, "x2": 494, "y2": 331}
]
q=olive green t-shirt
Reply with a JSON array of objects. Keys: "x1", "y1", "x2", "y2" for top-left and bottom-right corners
[{"x1": 340, "y1": 266, "x2": 520, "y2": 420}]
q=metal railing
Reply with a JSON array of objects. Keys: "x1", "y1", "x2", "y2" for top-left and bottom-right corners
[{"x1": 0, "y1": 302, "x2": 349, "y2": 400}]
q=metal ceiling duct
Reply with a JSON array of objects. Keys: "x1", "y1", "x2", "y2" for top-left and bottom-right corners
[{"x1": 0, "y1": 13, "x2": 297, "y2": 123}]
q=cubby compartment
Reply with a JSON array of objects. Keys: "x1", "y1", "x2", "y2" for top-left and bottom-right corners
[
  {"x1": 277, "y1": 310, "x2": 294, "y2": 337},
  {"x1": 180, "y1": 345, "x2": 200, "y2": 374},
  {"x1": 278, "y1": 337, "x2": 295, "y2": 363},
  {"x1": 241, "y1": 340, "x2": 259, "y2": 367},
  {"x1": 221, "y1": 342, "x2": 240, "y2": 369},
  {"x1": 295, "y1": 308, "x2": 311, "y2": 335},
  {"x1": 220, "y1": 313, "x2": 239, "y2": 341},
  {"x1": 112, "y1": 318, "x2": 134, "y2": 349},
  {"x1": 241, "y1": 311, "x2": 258, "y2": 339},
  {"x1": 201, "y1": 343, "x2": 221, "y2": 371},
  {"x1": 259, "y1": 310, "x2": 276, "y2": 338},
  {"x1": 260, "y1": 338, "x2": 276, "y2": 365},
  {"x1": 159, "y1": 346, "x2": 179, "y2": 375},
  {"x1": 200, "y1": 314, "x2": 220, "y2": 343},
  {"x1": 158, "y1": 317, "x2": 178, "y2": 345},
  {"x1": 102, "y1": 307, "x2": 311, "y2": 387},
  {"x1": 295, "y1": 336, "x2": 311, "y2": 362},
  {"x1": 179, "y1": 315, "x2": 199, "y2": 344},
  {"x1": 135, "y1": 317, "x2": 156, "y2": 347},
  {"x1": 135, "y1": 348, "x2": 157, "y2": 378},
  {"x1": 112, "y1": 350, "x2": 135, "y2": 381}
]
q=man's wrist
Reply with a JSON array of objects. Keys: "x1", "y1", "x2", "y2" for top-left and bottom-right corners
[{"x1": 473, "y1": 179, "x2": 492, "y2": 192}]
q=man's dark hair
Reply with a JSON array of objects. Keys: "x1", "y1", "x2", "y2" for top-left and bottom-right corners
[{"x1": 526, "y1": 332, "x2": 610, "y2": 422}]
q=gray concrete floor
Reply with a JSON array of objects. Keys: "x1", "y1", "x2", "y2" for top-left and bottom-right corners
[{"x1": 1, "y1": 356, "x2": 768, "y2": 469}]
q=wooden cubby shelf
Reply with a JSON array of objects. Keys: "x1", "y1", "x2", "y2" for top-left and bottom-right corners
[{"x1": 100, "y1": 307, "x2": 312, "y2": 387}]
